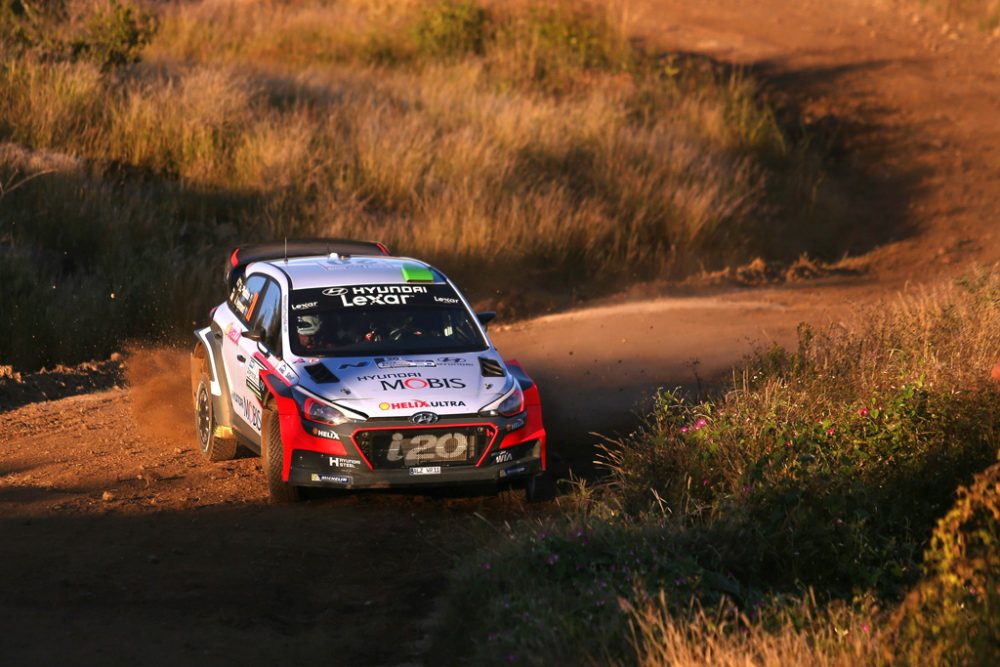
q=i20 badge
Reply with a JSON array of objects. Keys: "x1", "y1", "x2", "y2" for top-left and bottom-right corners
[{"x1": 410, "y1": 412, "x2": 439, "y2": 425}]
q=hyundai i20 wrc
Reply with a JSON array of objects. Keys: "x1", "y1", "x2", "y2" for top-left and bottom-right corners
[{"x1": 190, "y1": 240, "x2": 551, "y2": 502}]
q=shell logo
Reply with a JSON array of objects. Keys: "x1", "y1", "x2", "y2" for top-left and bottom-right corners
[{"x1": 379, "y1": 402, "x2": 391, "y2": 410}]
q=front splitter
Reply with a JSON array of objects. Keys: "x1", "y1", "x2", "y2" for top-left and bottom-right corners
[{"x1": 287, "y1": 447, "x2": 542, "y2": 489}]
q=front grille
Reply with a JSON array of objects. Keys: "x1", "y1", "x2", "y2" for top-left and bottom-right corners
[{"x1": 353, "y1": 425, "x2": 497, "y2": 469}]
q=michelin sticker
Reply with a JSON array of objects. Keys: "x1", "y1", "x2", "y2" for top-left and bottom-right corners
[{"x1": 311, "y1": 473, "x2": 351, "y2": 485}]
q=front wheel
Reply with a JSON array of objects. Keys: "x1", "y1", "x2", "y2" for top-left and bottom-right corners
[
  {"x1": 262, "y1": 408, "x2": 302, "y2": 503},
  {"x1": 525, "y1": 472, "x2": 556, "y2": 502},
  {"x1": 194, "y1": 372, "x2": 237, "y2": 462}
]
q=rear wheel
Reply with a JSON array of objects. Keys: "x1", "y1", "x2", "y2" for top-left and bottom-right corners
[
  {"x1": 262, "y1": 408, "x2": 302, "y2": 503},
  {"x1": 194, "y1": 370, "x2": 237, "y2": 462}
]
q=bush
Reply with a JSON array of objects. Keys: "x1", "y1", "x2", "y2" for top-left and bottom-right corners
[
  {"x1": 75, "y1": 0, "x2": 157, "y2": 71},
  {"x1": 890, "y1": 460, "x2": 1000, "y2": 666},
  {"x1": 412, "y1": 1, "x2": 490, "y2": 61},
  {"x1": 605, "y1": 272, "x2": 1000, "y2": 596},
  {"x1": 0, "y1": 0, "x2": 156, "y2": 69},
  {"x1": 433, "y1": 270, "x2": 1000, "y2": 664},
  {"x1": 489, "y1": 2, "x2": 633, "y2": 89}
]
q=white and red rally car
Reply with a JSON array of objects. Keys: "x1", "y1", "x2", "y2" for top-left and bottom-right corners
[{"x1": 190, "y1": 240, "x2": 551, "y2": 502}]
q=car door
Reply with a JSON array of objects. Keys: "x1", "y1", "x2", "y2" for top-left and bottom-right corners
[
  {"x1": 219, "y1": 274, "x2": 269, "y2": 439},
  {"x1": 236, "y1": 278, "x2": 283, "y2": 436}
]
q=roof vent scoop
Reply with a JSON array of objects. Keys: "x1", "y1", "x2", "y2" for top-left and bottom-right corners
[
  {"x1": 479, "y1": 357, "x2": 505, "y2": 378},
  {"x1": 305, "y1": 363, "x2": 339, "y2": 384}
]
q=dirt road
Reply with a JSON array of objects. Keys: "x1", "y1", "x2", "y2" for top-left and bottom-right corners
[
  {"x1": 2, "y1": 0, "x2": 998, "y2": 664},
  {"x1": 0, "y1": 285, "x2": 865, "y2": 665},
  {"x1": 637, "y1": 0, "x2": 1000, "y2": 277}
]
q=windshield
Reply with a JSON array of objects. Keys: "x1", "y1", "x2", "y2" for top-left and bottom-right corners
[{"x1": 289, "y1": 283, "x2": 487, "y2": 357}]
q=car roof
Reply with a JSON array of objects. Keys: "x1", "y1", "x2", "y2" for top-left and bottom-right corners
[{"x1": 250, "y1": 255, "x2": 444, "y2": 290}]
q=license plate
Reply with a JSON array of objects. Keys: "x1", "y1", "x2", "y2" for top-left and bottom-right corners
[
  {"x1": 409, "y1": 466, "x2": 441, "y2": 476},
  {"x1": 356, "y1": 427, "x2": 494, "y2": 469},
  {"x1": 386, "y1": 431, "x2": 477, "y2": 466}
]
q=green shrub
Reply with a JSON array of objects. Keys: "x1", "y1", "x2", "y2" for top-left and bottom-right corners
[
  {"x1": 891, "y1": 459, "x2": 1000, "y2": 666},
  {"x1": 605, "y1": 273, "x2": 1000, "y2": 596},
  {"x1": 74, "y1": 1, "x2": 157, "y2": 71},
  {"x1": 0, "y1": 0, "x2": 155, "y2": 69},
  {"x1": 434, "y1": 270, "x2": 1000, "y2": 664},
  {"x1": 412, "y1": 1, "x2": 490, "y2": 61},
  {"x1": 489, "y1": 2, "x2": 633, "y2": 89}
]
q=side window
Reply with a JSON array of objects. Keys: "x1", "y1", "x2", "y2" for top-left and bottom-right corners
[
  {"x1": 230, "y1": 274, "x2": 267, "y2": 324},
  {"x1": 251, "y1": 280, "x2": 283, "y2": 355}
]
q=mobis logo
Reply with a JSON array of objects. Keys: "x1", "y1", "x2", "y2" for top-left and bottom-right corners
[
  {"x1": 379, "y1": 377, "x2": 466, "y2": 391},
  {"x1": 323, "y1": 284, "x2": 429, "y2": 308}
]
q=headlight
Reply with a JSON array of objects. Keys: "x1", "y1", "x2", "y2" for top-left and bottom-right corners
[
  {"x1": 480, "y1": 381, "x2": 524, "y2": 418},
  {"x1": 294, "y1": 387, "x2": 351, "y2": 426}
]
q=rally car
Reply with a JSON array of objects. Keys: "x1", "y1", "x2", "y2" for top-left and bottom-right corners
[{"x1": 190, "y1": 239, "x2": 551, "y2": 502}]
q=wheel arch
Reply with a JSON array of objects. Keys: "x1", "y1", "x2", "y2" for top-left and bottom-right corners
[{"x1": 192, "y1": 327, "x2": 235, "y2": 429}]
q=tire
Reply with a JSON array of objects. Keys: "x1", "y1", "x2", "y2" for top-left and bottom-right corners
[
  {"x1": 525, "y1": 471, "x2": 556, "y2": 503},
  {"x1": 262, "y1": 408, "x2": 302, "y2": 503},
  {"x1": 194, "y1": 371, "x2": 238, "y2": 462}
]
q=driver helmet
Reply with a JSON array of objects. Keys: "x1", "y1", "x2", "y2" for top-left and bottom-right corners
[{"x1": 296, "y1": 315, "x2": 321, "y2": 336}]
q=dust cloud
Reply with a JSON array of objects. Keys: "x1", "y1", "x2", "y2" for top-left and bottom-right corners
[{"x1": 124, "y1": 346, "x2": 196, "y2": 446}]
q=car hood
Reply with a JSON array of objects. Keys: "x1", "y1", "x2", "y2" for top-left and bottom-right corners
[{"x1": 293, "y1": 351, "x2": 510, "y2": 419}]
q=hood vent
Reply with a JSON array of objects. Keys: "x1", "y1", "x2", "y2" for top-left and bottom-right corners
[
  {"x1": 305, "y1": 363, "x2": 339, "y2": 384},
  {"x1": 479, "y1": 357, "x2": 505, "y2": 378}
]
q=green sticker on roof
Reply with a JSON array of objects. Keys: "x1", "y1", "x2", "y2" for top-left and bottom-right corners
[{"x1": 401, "y1": 263, "x2": 435, "y2": 282}]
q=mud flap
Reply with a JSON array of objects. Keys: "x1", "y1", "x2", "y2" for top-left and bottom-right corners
[{"x1": 193, "y1": 327, "x2": 234, "y2": 431}]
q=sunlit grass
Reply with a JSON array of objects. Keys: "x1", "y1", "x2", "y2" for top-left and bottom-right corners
[
  {"x1": 434, "y1": 269, "x2": 1000, "y2": 665},
  {"x1": 0, "y1": 0, "x2": 849, "y2": 369}
]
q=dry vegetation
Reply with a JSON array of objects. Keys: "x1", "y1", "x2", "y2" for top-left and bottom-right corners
[
  {"x1": 0, "y1": 0, "x2": 851, "y2": 369},
  {"x1": 625, "y1": 594, "x2": 878, "y2": 667},
  {"x1": 437, "y1": 269, "x2": 1000, "y2": 665},
  {"x1": 931, "y1": 0, "x2": 1000, "y2": 30}
]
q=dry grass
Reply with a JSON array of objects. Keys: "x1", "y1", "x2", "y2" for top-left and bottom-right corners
[
  {"x1": 1, "y1": 0, "x2": 847, "y2": 369},
  {"x1": 624, "y1": 593, "x2": 878, "y2": 667},
  {"x1": 435, "y1": 269, "x2": 1000, "y2": 665},
  {"x1": 0, "y1": 57, "x2": 764, "y2": 264},
  {"x1": 931, "y1": 0, "x2": 1000, "y2": 29}
]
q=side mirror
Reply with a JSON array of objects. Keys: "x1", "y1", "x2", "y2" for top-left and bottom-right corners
[
  {"x1": 243, "y1": 326, "x2": 266, "y2": 343},
  {"x1": 476, "y1": 311, "x2": 496, "y2": 329}
]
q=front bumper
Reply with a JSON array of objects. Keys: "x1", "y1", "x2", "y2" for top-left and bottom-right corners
[
  {"x1": 288, "y1": 438, "x2": 544, "y2": 489},
  {"x1": 261, "y1": 361, "x2": 548, "y2": 490},
  {"x1": 280, "y1": 410, "x2": 547, "y2": 490}
]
